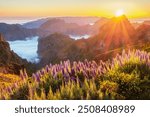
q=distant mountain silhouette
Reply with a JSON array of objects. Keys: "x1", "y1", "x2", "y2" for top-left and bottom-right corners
[
  {"x1": 59, "y1": 17, "x2": 100, "y2": 26},
  {"x1": 38, "y1": 18, "x2": 81, "y2": 37},
  {"x1": 0, "y1": 23, "x2": 37, "y2": 41},
  {"x1": 0, "y1": 17, "x2": 108, "y2": 41},
  {"x1": 38, "y1": 18, "x2": 108, "y2": 37},
  {"x1": 22, "y1": 18, "x2": 49, "y2": 29},
  {"x1": 39, "y1": 19, "x2": 69, "y2": 37},
  {"x1": 38, "y1": 15, "x2": 150, "y2": 65},
  {"x1": 23, "y1": 17, "x2": 100, "y2": 29}
]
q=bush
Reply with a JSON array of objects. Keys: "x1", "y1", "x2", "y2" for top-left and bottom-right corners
[{"x1": 1, "y1": 49, "x2": 150, "y2": 100}]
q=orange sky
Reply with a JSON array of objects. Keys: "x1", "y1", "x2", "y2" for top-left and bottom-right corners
[{"x1": 0, "y1": 0, "x2": 150, "y2": 18}]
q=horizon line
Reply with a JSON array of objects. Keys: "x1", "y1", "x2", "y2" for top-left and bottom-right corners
[{"x1": 0, "y1": 15, "x2": 150, "y2": 19}]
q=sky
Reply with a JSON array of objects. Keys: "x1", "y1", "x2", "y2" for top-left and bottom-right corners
[{"x1": 0, "y1": 0, "x2": 150, "y2": 18}]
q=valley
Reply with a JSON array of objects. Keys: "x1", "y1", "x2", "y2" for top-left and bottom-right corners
[{"x1": 0, "y1": 16, "x2": 150, "y2": 100}]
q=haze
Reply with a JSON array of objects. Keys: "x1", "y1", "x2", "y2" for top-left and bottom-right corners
[{"x1": 0, "y1": 0, "x2": 150, "y2": 18}]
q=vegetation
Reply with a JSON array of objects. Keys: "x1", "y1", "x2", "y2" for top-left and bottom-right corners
[{"x1": 0, "y1": 49, "x2": 150, "y2": 100}]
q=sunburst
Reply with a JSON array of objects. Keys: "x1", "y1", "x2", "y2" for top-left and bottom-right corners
[{"x1": 115, "y1": 9, "x2": 124, "y2": 17}]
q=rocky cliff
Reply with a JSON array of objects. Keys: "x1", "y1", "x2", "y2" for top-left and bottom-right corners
[{"x1": 0, "y1": 33, "x2": 35, "y2": 74}]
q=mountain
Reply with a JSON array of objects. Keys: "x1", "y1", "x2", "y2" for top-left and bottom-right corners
[
  {"x1": 74, "y1": 15, "x2": 137, "y2": 60},
  {"x1": 22, "y1": 17, "x2": 103, "y2": 38},
  {"x1": 91, "y1": 16, "x2": 150, "y2": 61},
  {"x1": 0, "y1": 33, "x2": 35, "y2": 74},
  {"x1": 59, "y1": 17, "x2": 100, "y2": 25},
  {"x1": 0, "y1": 33, "x2": 24, "y2": 74},
  {"x1": 37, "y1": 15, "x2": 140, "y2": 65},
  {"x1": 94, "y1": 15, "x2": 136, "y2": 51},
  {"x1": 143, "y1": 20, "x2": 150, "y2": 25},
  {"x1": 136, "y1": 24, "x2": 150, "y2": 42},
  {"x1": 22, "y1": 18, "x2": 50, "y2": 29},
  {"x1": 87, "y1": 17, "x2": 109, "y2": 35},
  {"x1": 38, "y1": 18, "x2": 108, "y2": 38},
  {"x1": 0, "y1": 23, "x2": 37, "y2": 41},
  {"x1": 0, "y1": 17, "x2": 108, "y2": 41},
  {"x1": 0, "y1": 33, "x2": 22, "y2": 65},
  {"x1": 93, "y1": 17, "x2": 109, "y2": 28},
  {"x1": 59, "y1": 39, "x2": 94, "y2": 62},
  {"x1": 132, "y1": 22, "x2": 141, "y2": 29},
  {"x1": 22, "y1": 17, "x2": 100, "y2": 29},
  {"x1": 38, "y1": 33, "x2": 74, "y2": 67},
  {"x1": 38, "y1": 18, "x2": 87, "y2": 37}
]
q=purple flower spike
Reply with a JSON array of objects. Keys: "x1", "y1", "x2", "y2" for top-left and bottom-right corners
[
  {"x1": 71, "y1": 76, "x2": 76, "y2": 81},
  {"x1": 35, "y1": 73, "x2": 41, "y2": 82},
  {"x1": 32, "y1": 73, "x2": 36, "y2": 80},
  {"x1": 20, "y1": 72, "x2": 24, "y2": 80},
  {"x1": 7, "y1": 87, "x2": 12, "y2": 93}
]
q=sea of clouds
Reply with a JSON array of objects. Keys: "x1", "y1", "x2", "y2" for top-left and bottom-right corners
[{"x1": 8, "y1": 36, "x2": 40, "y2": 63}]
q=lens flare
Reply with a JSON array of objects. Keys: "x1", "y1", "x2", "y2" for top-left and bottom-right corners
[{"x1": 115, "y1": 9, "x2": 124, "y2": 17}]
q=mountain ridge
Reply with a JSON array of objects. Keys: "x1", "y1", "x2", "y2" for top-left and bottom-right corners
[{"x1": 37, "y1": 15, "x2": 150, "y2": 65}]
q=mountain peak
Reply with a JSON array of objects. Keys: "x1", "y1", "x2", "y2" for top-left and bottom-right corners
[
  {"x1": 96, "y1": 15, "x2": 135, "y2": 51},
  {"x1": 115, "y1": 14, "x2": 127, "y2": 18},
  {"x1": 112, "y1": 15, "x2": 128, "y2": 22}
]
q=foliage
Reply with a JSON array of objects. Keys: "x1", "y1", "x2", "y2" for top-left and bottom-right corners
[{"x1": 0, "y1": 49, "x2": 150, "y2": 100}]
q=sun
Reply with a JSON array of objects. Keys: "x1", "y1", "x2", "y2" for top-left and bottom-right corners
[{"x1": 115, "y1": 9, "x2": 124, "y2": 17}]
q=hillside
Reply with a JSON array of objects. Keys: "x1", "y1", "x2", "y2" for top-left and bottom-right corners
[
  {"x1": 1, "y1": 49, "x2": 150, "y2": 100},
  {"x1": 37, "y1": 15, "x2": 143, "y2": 65},
  {"x1": 38, "y1": 33, "x2": 74, "y2": 67},
  {"x1": 143, "y1": 20, "x2": 150, "y2": 25},
  {"x1": 0, "y1": 33, "x2": 36, "y2": 75},
  {"x1": 0, "y1": 73, "x2": 21, "y2": 91},
  {"x1": 0, "y1": 23, "x2": 37, "y2": 41},
  {"x1": 0, "y1": 16, "x2": 150, "y2": 100},
  {"x1": 94, "y1": 15, "x2": 136, "y2": 51},
  {"x1": 136, "y1": 24, "x2": 150, "y2": 42}
]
